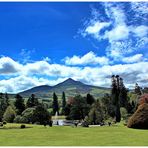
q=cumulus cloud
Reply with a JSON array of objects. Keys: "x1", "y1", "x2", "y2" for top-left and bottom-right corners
[
  {"x1": 0, "y1": 56, "x2": 22, "y2": 74},
  {"x1": 0, "y1": 56, "x2": 148, "y2": 93},
  {"x1": 64, "y1": 51, "x2": 109, "y2": 66},
  {"x1": 122, "y1": 54, "x2": 144, "y2": 63}
]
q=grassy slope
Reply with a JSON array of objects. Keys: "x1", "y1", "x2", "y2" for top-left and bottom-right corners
[{"x1": 0, "y1": 123, "x2": 148, "y2": 146}]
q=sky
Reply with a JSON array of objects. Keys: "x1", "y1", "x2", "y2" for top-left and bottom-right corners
[{"x1": 0, "y1": 2, "x2": 148, "y2": 93}]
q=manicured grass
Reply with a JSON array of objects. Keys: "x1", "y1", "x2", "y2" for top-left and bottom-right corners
[{"x1": 0, "y1": 123, "x2": 147, "y2": 146}]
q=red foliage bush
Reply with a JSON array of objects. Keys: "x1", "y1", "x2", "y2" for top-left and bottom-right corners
[
  {"x1": 127, "y1": 103, "x2": 148, "y2": 129},
  {"x1": 139, "y1": 93, "x2": 148, "y2": 105}
]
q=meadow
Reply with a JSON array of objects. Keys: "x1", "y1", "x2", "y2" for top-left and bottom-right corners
[{"x1": 0, "y1": 123, "x2": 148, "y2": 146}]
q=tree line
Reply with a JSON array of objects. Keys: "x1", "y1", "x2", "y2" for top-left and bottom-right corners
[{"x1": 0, "y1": 75, "x2": 147, "y2": 126}]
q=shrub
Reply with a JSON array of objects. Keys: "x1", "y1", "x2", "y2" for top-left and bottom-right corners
[
  {"x1": 3, "y1": 121, "x2": 7, "y2": 125},
  {"x1": 21, "y1": 108, "x2": 35, "y2": 123},
  {"x1": 20, "y1": 124, "x2": 26, "y2": 128},
  {"x1": 3, "y1": 106, "x2": 16, "y2": 123},
  {"x1": 127, "y1": 103, "x2": 148, "y2": 129},
  {"x1": 13, "y1": 115, "x2": 22, "y2": 123},
  {"x1": 120, "y1": 107, "x2": 128, "y2": 120},
  {"x1": 139, "y1": 94, "x2": 148, "y2": 105}
]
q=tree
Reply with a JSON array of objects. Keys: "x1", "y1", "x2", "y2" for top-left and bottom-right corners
[
  {"x1": 135, "y1": 83, "x2": 143, "y2": 95},
  {"x1": 88, "y1": 100, "x2": 104, "y2": 125},
  {"x1": 32, "y1": 105, "x2": 51, "y2": 125},
  {"x1": 119, "y1": 78, "x2": 128, "y2": 108},
  {"x1": 86, "y1": 93, "x2": 95, "y2": 105},
  {"x1": 14, "y1": 94, "x2": 25, "y2": 115},
  {"x1": 3, "y1": 106, "x2": 16, "y2": 123},
  {"x1": 0, "y1": 93, "x2": 8, "y2": 121},
  {"x1": 101, "y1": 93, "x2": 115, "y2": 119},
  {"x1": 111, "y1": 75, "x2": 121, "y2": 122},
  {"x1": 52, "y1": 92, "x2": 59, "y2": 115},
  {"x1": 26, "y1": 94, "x2": 39, "y2": 108},
  {"x1": 61, "y1": 92, "x2": 66, "y2": 115},
  {"x1": 68, "y1": 95, "x2": 90, "y2": 120}
]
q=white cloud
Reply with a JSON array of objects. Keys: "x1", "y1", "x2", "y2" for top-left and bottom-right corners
[
  {"x1": 64, "y1": 51, "x2": 109, "y2": 66},
  {"x1": 122, "y1": 54, "x2": 143, "y2": 63},
  {"x1": 0, "y1": 55, "x2": 148, "y2": 93},
  {"x1": 85, "y1": 21, "x2": 110, "y2": 39},
  {"x1": 131, "y1": 25, "x2": 148, "y2": 38},
  {"x1": 105, "y1": 25, "x2": 129, "y2": 41},
  {"x1": 80, "y1": 2, "x2": 148, "y2": 61},
  {"x1": 0, "y1": 56, "x2": 22, "y2": 74}
]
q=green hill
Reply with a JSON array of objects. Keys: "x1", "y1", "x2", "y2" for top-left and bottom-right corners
[{"x1": 19, "y1": 78, "x2": 110, "y2": 99}]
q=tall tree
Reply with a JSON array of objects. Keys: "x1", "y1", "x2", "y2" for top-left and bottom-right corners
[
  {"x1": 3, "y1": 105, "x2": 16, "y2": 123},
  {"x1": 111, "y1": 75, "x2": 121, "y2": 122},
  {"x1": 61, "y1": 92, "x2": 66, "y2": 115},
  {"x1": 52, "y1": 92, "x2": 59, "y2": 115},
  {"x1": 26, "y1": 94, "x2": 39, "y2": 108},
  {"x1": 135, "y1": 83, "x2": 143, "y2": 95},
  {"x1": 86, "y1": 93, "x2": 95, "y2": 105},
  {"x1": 14, "y1": 94, "x2": 25, "y2": 115},
  {"x1": 119, "y1": 78, "x2": 128, "y2": 108}
]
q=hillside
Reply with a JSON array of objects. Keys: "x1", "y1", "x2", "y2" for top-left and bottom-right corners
[{"x1": 19, "y1": 78, "x2": 110, "y2": 99}]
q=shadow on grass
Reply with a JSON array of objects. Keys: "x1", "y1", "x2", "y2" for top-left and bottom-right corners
[{"x1": 0, "y1": 126, "x2": 33, "y2": 130}]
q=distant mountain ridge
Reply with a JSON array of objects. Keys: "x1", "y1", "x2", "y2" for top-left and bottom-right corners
[{"x1": 19, "y1": 78, "x2": 110, "y2": 98}]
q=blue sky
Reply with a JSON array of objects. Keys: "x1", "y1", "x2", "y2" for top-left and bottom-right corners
[{"x1": 0, "y1": 2, "x2": 148, "y2": 93}]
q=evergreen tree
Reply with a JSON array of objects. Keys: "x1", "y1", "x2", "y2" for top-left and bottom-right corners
[
  {"x1": 5, "y1": 93, "x2": 9, "y2": 106},
  {"x1": 86, "y1": 93, "x2": 95, "y2": 105},
  {"x1": 3, "y1": 106, "x2": 16, "y2": 123},
  {"x1": 61, "y1": 91, "x2": 66, "y2": 115},
  {"x1": 119, "y1": 78, "x2": 128, "y2": 108},
  {"x1": 52, "y1": 92, "x2": 59, "y2": 115},
  {"x1": 88, "y1": 100, "x2": 104, "y2": 125},
  {"x1": 135, "y1": 83, "x2": 142, "y2": 95},
  {"x1": 14, "y1": 94, "x2": 25, "y2": 115},
  {"x1": 111, "y1": 75, "x2": 121, "y2": 122},
  {"x1": 32, "y1": 104, "x2": 51, "y2": 125},
  {"x1": 26, "y1": 94, "x2": 39, "y2": 108},
  {"x1": 0, "y1": 93, "x2": 8, "y2": 121},
  {"x1": 69, "y1": 95, "x2": 90, "y2": 120}
]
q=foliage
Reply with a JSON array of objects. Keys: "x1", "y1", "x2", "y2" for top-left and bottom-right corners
[
  {"x1": 13, "y1": 115, "x2": 22, "y2": 123},
  {"x1": 111, "y1": 75, "x2": 128, "y2": 122},
  {"x1": 127, "y1": 103, "x2": 148, "y2": 129},
  {"x1": 61, "y1": 91, "x2": 66, "y2": 115},
  {"x1": 86, "y1": 93, "x2": 95, "y2": 105},
  {"x1": 68, "y1": 95, "x2": 90, "y2": 120},
  {"x1": 14, "y1": 94, "x2": 25, "y2": 115},
  {"x1": 88, "y1": 100, "x2": 104, "y2": 125},
  {"x1": 20, "y1": 124, "x2": 26, "y2": 128},
  {"x1": 26, "y1": 94, "x2": 39, "y2": 108},
  {"x1": 21, "y1": 108, "x2": 35, "y2": 123},
  {"x1": 0, "y1": 93, "x2": 9, "y2": 121},
  {"x1": 3, "y1": 106, "x2": 16, "y2": 123},
  {"x1": 120, "y1": 107, "x2": 128, "y2": 120},
  {"x1": 32, "y1": 104, "x2": 51, "y2": 125},
  {"x1": 52, "y1": 92, "x2": 59, "y2": 115},
  {"x1": 101, "y1": 93, "x2": 115, "y2": 119},
  {"x1": 139, "y1": 93, "x2": 148, "y2": 105}
]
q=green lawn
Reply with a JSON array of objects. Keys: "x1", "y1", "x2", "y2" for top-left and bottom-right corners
[{"x1": 0, "y1": 123, "x2": 147, "y2": 146}]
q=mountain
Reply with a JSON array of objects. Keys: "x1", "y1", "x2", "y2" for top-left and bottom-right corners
[{"x1": 19, "y1": 78, "x2": 110, "y2": 98}]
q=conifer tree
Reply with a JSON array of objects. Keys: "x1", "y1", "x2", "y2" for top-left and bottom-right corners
[
  {"x1": 14, "y1": 94, "x2": 25, "y2": 115},
  {"x1": 26, "y1": 94, "x2": 39, "y2": 108},
  {"x1": 52, "y1": 92, "x2": 59, "y2": 115},
  {"x1": 62, "y1": 91, "x2": 66, "y2": 115}
]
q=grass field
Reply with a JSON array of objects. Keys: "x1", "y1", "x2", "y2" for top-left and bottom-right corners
[{"x1": 0, "y1": 123, "x2": 147, "y2": 146}]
